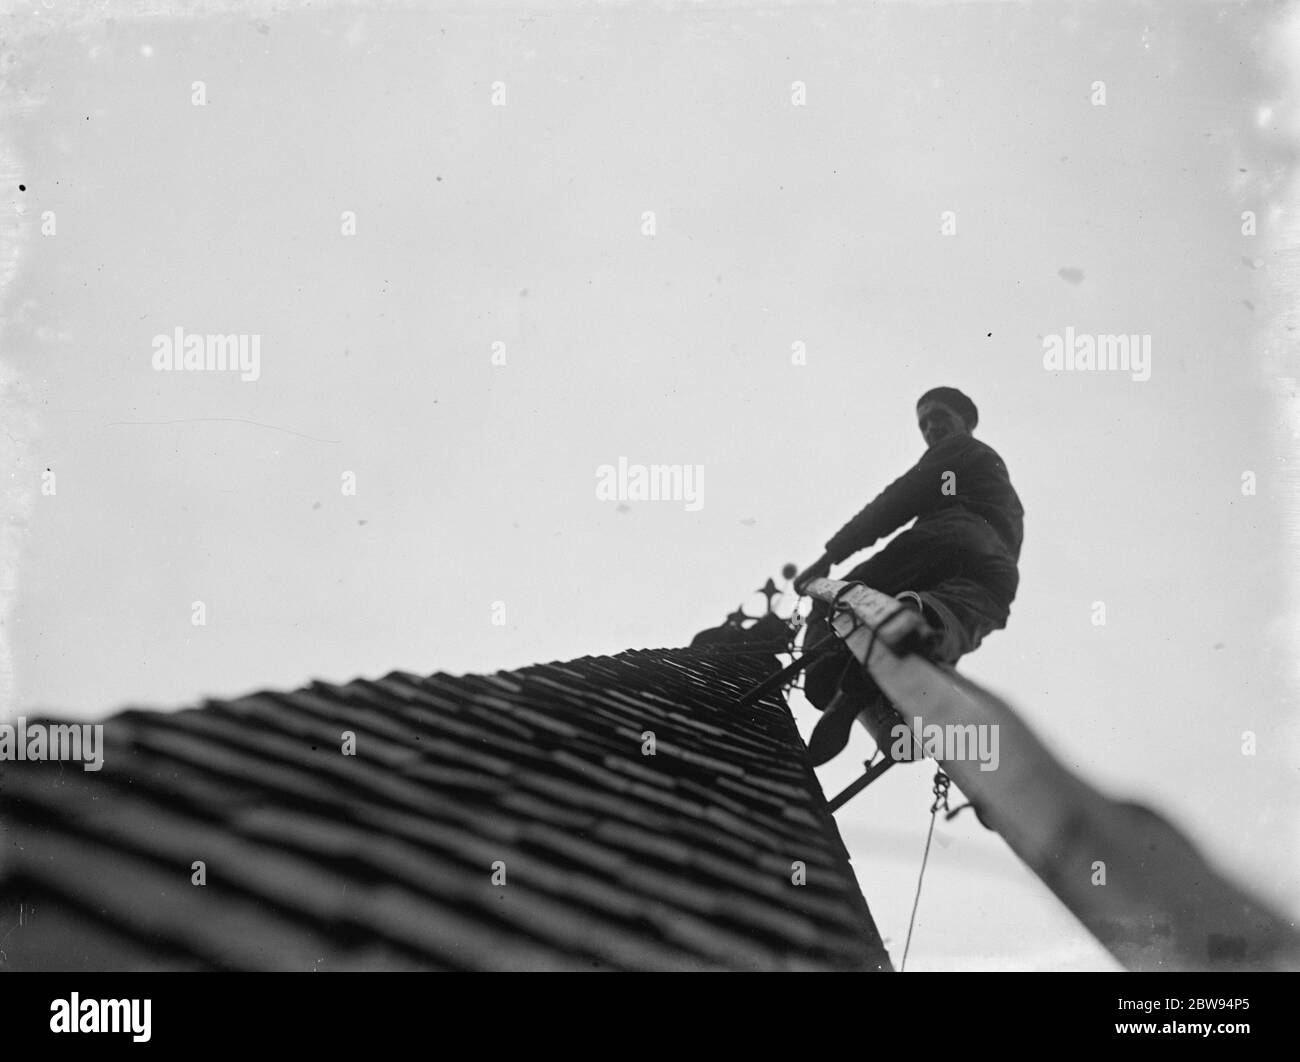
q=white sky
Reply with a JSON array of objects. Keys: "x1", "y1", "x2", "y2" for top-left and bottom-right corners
[{"x1": 2, "y1": 1, "x2": 1297, "y2": 970}]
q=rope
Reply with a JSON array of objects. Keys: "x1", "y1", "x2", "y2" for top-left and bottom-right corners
[
  {"x1": 793, "y1": 590, "x2": 871, "y2": 699},
  {"x1": 726, "y1": 580, "x2": 910, "y2": 705},
  {"x1": 723, "y1": 602, "x2": 845, "y2": 702},
  {"x1": 900, "y1": 768, "x2": 950, "y2": 972}
]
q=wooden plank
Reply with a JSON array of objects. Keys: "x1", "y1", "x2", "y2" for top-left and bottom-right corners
[{"x1": 806, "y1": 577, "x2": 1300, "y2": 971}]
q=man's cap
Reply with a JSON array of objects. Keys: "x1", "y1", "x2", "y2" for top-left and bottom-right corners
[{"x1": 916, "y1": 386, "x2": 978, "y2": 431}]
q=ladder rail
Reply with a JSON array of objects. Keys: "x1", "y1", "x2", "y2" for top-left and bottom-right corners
[{"x1": 804, "y1": 576, "x2": 1300, "y2": 972}]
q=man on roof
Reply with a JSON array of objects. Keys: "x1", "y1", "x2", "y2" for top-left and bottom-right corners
[{"x1": 793, "y1": 386, "x2": 1024, "y2": 766}]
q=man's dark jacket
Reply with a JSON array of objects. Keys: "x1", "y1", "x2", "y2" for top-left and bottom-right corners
[{"x1": 824, "y1": 433, "x2": 1023, "y2": 587}]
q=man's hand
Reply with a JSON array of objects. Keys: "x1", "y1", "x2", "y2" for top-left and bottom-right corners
[{"x1": 793, "y1": 553, "x2": 833, "y2": 595}]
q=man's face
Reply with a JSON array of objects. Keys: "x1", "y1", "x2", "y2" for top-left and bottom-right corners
[{"x1": 917, "y1": 400, "x2": 969, "y2": 449}]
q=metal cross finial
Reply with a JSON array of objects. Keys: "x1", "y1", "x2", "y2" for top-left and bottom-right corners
[{"x1": 689, "y1": 568, "x2": 803, "y2": 649}]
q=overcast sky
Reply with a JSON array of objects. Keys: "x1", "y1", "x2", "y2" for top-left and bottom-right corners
[{"x1": 3, "y1": 0, "x2": 1298, "y2": 970}]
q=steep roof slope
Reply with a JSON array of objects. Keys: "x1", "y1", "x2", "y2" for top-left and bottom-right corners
[{"x1": 0, "y1": 647, "x2": 891, "y2": 971}]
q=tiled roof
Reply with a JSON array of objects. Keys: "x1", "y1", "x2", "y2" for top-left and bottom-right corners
[{"x1": 0, "y1": 647, "x2": 891, "y2": 971}]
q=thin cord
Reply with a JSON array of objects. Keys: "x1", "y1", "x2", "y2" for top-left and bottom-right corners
[
  {"x1": 900, "y1": 815, "x2": 938, "y2": 972},
  {"x1": 900, "y1": 769, "x2": 950, "y2": 972}
]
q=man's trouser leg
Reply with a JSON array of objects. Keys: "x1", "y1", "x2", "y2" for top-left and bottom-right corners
[
  {"x1": 801, "y1": 529, "x2": 949, "y2": 713},
  {"x1": 801, "y1": 600, "x2": 854, "y2": 712},
  {"x1": 911, "y1": 570, "x2": 1016, "y2": 665},
  {"x1": 804, "y1": 588, "x2": 924, "y2": 766},
  {"x1": 801, "y1": 557, "x2": 1017, "y2": 767},
  {"x1": 801, "y1": 544, "x2": 928, "y2": 715}
]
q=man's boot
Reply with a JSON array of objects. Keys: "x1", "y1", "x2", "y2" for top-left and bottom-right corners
[{"x1": 806, "y1": 665, "x2": 903, "y2": 767}]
